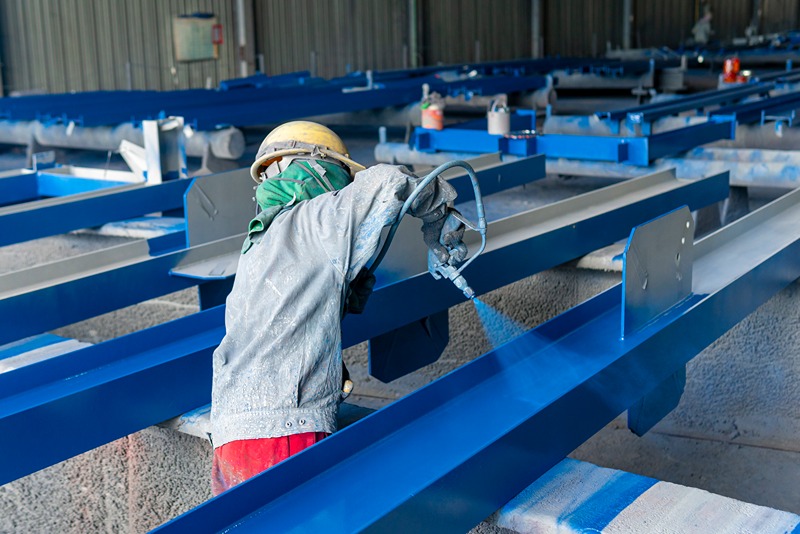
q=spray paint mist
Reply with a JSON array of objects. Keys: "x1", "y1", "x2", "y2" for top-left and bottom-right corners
[{"x1": 472, "y1": 298, "x2": 526, "y2": 348}]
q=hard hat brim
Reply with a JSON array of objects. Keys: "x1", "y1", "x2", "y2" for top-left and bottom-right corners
[{"x1": 250, "y1": 147, "x2": 366, "y2": 183}]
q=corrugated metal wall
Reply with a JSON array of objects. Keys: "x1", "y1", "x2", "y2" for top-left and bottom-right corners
[
  {"x1": 420, "y1": 0, "x2": 532, "y2": 65},
  {"x1": 544, "y1": 0, "x2": 624, "y2": 57},
  {"x1": 761, "y1": 0, "x2": 800, "y2": 33},
  {"x1": 253, "y1": 0, "x2": 409, "y2": 78},
  {"x1": 1, "y1": 0, "x2": 799, "y2": 94},
  {"x1": 706, "y1": 0, "x2": 752, "y2": 42},
  {"x1": 0, "y1": 0, "x2": 238, "y2": 93},
  {"x1": 634, "y1": 0, "x2": 695, "y2": 48},
  {"x1": 632, "y1": 0, "x2": 800, "y2": 48}
]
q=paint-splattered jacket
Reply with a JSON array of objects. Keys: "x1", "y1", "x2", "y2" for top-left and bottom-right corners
[{"x1": 211, "y1": 164, "x2": 455, "y2": 448}]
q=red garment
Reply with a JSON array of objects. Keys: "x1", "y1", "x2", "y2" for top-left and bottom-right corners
[{"x1": 211, "y1": 432, "x2": 328, "y2": 495}]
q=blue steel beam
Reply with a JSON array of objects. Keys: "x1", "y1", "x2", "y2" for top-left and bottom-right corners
[
  {"x1": 159, "y1": 186, "x2": 800, "y2": 533},
  {"x1": 755, "y1": 67, "x2": 800, "y2": 83},
  {"x1": 1, "y1": 170, "x2": 142, "y2": 206},
  {"x1": 0, "y1": 157, "x2": 545, "y2": 346},
  {"x1": 0, "y1": 234, "x2": 239, "y2": 346},
  {"x1": 645, "y1": 120, "x2": 736, "y2": 161},
  {"x1": 0, "y1": 179, "x2": 189, "y2": 247},
  {"x1": 0, "y1": 169, "x2": 37, "y2": 206},
  {"x1": 0, "y1": 58, "x2": 678, "y2": 130},
  {"x1": 412, "y1": 115, "x2": 736, "y2": 166},
  {"x1": 0, "y1": 170, "x2": 728, "y2": 484},
  {"x1": 710, "y1": 91, "x2": 800, "y2": 124},
  {"x1": 34, "y1": 173, "x2": 131, "y2": 197},
  {"x1": 597, "y1": 82, "x2": 773, "y2": 123},
  {"x1": 0, "y1": 69, "x2": 547, "y2": 130},
  {"x1": 186, "y1": 74, "x2": 549, "y2": 130}
]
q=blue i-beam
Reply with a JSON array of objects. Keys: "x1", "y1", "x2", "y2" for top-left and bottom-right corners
[
  {"x1": 0, "y1": 169, "x2": 727, "y2": 485},
  {"x1": 159, "y1": 186, "x2": 800, "y2": 532}
]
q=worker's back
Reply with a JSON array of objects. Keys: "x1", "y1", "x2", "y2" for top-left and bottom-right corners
[{"x1": 211, "y1": 189, "x2": 351, "y2": 449}]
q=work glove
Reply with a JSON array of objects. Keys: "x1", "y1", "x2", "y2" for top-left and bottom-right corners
[
  {"x1": 424, "y1": 208, "x2": 467, "y2": 274},
  {"x1": 342, "y1": 361, "x2": 353, "y2": 400},
  {"x1": 343, "y1": 267, "x2": 377, "y2": 316}
]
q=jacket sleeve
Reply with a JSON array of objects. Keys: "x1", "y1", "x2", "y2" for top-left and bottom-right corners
[{"x1": 316, "y1": 164, "x2": 456, "y2": 282}]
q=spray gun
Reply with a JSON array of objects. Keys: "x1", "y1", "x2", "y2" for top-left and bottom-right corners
[
  {"x1": 427, "y1": 210, "x2": 477, "y2": 298},
  {"x1": 368, "y1": 160, "x2": 487, "y2": 299}
]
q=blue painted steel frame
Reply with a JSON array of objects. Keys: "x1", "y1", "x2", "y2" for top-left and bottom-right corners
[
  {"x1": 412, "y1": 85, "x2": 800, "y2": 166},
  {"x1": 598, "y1": 82, "x2": 773, "y2": 133},
  {"x1": 0, "y1": 170, "x2": 37, "y2": 206},
  {"x1": 0, "y1": 170, "x2": 141, "y2": 207},
  {"x1": 0, "y1": 235, "x2": 206, "y2": 346},
  {"x1": 0, "y1": 58, "x2": 676, "y2": 129},
  {"x1": 0, "y1": 68, "x2": 548, "y2": 130},
  {"x1": 0, "y1": 179, "x2": 189, "y2": 246},
  {"x1": 159, "y1": 188, "x2": 800, "y2": 532},
  {"x1": 0, "y1": 171, "x2": 728, "y2": 485},
  {"x1": 413, "y1": 114, "x2": 736, "y2": 166},
  {"x1": 34, "y1": 173, "x2": 131, "y2": 197},
  {"x1": 710, "y1": 91, "x2": 800, "y2": 124},
  {"x1": 0, "y1": 157, "x2": 545, "y2": 346}
]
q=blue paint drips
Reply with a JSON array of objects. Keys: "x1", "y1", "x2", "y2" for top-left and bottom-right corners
[{"x1": 472, "y1": 298, "x2": 527, "y2": 348}]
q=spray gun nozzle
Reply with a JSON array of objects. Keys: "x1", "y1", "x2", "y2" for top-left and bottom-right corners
[
  {"x1": 443, "y1": 267, "x2": 475, "y2": 300},
  {"x1": 464, "y1": 286, "x2": 476, "y2": 300}
]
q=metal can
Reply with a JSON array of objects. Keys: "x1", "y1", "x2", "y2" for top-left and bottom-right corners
[
  {"x1": 723, "y1": 57, "x2": 741, "y2": 83},
  {"x1": 487, "y1": 100, "x2": 511, "y2": 135},
  {"x1": 421, "y1": 103, "x2": 444, "y2": 130}
]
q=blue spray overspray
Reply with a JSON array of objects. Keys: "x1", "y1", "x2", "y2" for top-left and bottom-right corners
[{"x1": 472, "y1": 297, "x2": 527, "y2": 348}]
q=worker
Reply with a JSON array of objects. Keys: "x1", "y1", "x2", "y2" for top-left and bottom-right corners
[
  {"x1": 209, "y1": 121, "x2": 465, "y2": 495},
  {"x1": 691, "y1": 5, "x2": 714, "y2": 46}
]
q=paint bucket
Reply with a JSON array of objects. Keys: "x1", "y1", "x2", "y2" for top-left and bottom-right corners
[
  {"x1": 723, "y1": 57, "x2": 740, "y2": 83},
  {"x1": 421, "y1": 103, "x2": 444, "y2": 130},
  {"x1": 487, "y1": 100, "x2": 511, "y2": 135}
]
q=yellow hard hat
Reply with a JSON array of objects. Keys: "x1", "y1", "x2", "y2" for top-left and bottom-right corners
[{"x1": 250, "y1": 121, "x2": 366, "y2": 183}]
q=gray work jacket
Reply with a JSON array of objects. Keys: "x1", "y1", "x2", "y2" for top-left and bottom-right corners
[{"x1": 211, "y1": 164, "x2": 455, "y2": 448}]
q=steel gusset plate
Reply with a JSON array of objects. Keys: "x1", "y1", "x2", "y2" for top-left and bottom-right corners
[
  {"x1": 159, "y1": 184, "x2": 800, "y2": 533},
  {"x1": 0, "y1": 169, "x2": 727, "y2": 485}
]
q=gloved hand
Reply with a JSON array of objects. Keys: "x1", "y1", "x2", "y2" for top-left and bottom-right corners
[
  {"x1": 424, "y1": 208, "x2": 467, "y2": 274},
  {"x1": 343, "y1": 267, "x2": 377, "y2": 316},
  {"x1": 342, "y1": 361, "x2": 353, "y2": 400}
]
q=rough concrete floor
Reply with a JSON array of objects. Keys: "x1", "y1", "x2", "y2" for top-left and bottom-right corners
[{"x1": 2, "y1": 132, "x2": 799, "y2": 531}]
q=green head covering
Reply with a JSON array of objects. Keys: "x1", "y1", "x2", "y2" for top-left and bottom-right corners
[
  {"x1": 242, "y1": 159, "x2": 352, "y2": 254},
  {"x1": 255, "y1": 159, "x2": 351, "y2": 210}
]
